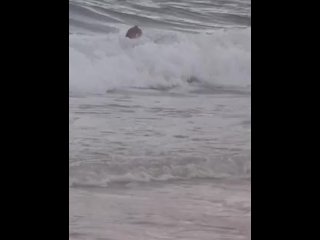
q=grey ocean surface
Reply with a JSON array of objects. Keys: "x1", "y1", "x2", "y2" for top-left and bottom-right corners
[{"x1": 69, "y1": 0, "x2": 251, "y2": 239}]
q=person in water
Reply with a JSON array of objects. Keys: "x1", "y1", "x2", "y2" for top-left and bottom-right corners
[{"x1": 126, "y1": 25, "x2": 142, "y2": 39}]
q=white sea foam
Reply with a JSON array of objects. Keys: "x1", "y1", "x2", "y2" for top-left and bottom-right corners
[{"x1": 69, "y1": 28, "x2": 251, "y2": 94}]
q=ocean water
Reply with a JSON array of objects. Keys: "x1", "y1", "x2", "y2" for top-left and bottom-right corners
[{"x1": 69, "y1": 0, "x2": 251, "y2": 239}]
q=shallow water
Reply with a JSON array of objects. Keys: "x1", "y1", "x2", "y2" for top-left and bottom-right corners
[
  {"x1": 69, "y1": 0, "x2": 251, "y2": 239},
  {"x1": 69, "y1": 91, "x2": 251, "y2": 239}
]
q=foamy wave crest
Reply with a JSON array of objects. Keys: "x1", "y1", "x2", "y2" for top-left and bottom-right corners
[
  {"x1": 69, "y1": 153, "x2": 251, "y2": 188},
  {"x1": 69, "y1": 28, "x2": 251, "y2": 94}
]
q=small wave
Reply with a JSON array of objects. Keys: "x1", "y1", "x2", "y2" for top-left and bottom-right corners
[
  {"x1": 69, "y1": 154, "x2": 251, "y2": 188},
  {"x1": 69, "y1": 28, "x2": 251, "y2": 95}
]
